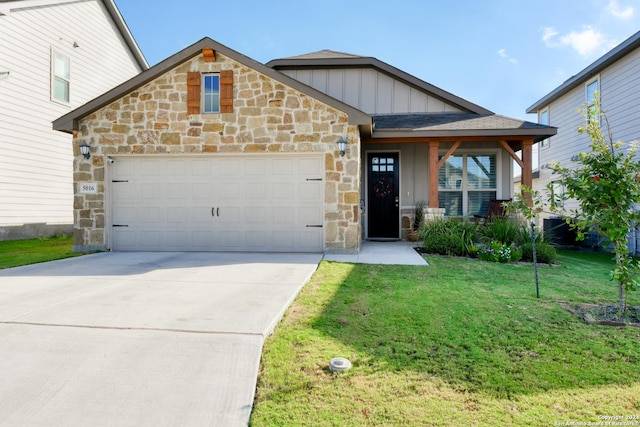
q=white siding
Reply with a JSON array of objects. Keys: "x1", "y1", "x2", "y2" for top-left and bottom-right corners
[
  {"x1": 281, "y1": 68, "x2": 463, "y2": 114},
  {"x1": 0, "y1": 0, "x2": 142, "y2": 227},
  {"x1": 531, "y1": 45, "x2": 640, "y2": 252}
]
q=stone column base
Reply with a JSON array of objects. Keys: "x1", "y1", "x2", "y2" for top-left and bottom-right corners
[{"x1": 423, "y1": 208, "x2": 445, "y2": 222}]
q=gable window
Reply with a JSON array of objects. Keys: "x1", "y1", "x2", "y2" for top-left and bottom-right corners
[
  {"x1": 202, "y1": 73, "x2": 220, "y2": 113},
  {"x1": 52, "y1": 51, "x2": 70, "y2": 103},
  {"x1": 187, "y1": 70, "x2": 233, "y2": 114},
  {"x1": 438, "y1": 153, "x2": 498, "y2": 216},
  {"x1": 539, "y1": 108, "x2": 550, "y2": 148}
]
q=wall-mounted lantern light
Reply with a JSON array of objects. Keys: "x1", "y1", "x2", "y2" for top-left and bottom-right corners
[
  {"x1": 79, "y1": 141, "x2": 91, "y2": 159},
  {"x1": 337, "y1": 138, "x2": 347, "y2": 157}
]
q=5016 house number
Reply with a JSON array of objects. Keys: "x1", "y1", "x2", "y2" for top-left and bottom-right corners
[{"x1": 79, "y1": 182, "x2": 97, "y2": 194}]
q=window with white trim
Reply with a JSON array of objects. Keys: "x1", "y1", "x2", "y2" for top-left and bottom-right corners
[
  {"x1": 438, "y1": 153, "x2": 498, "y2": 216},
  {"x1": 202, "y1": 73, "x2": 220, "y2": 113},
  {"x1": 550, "y1": 180, "x2": 564, "y2": 209},
  {"x1": 51, "y1": 51, "x2": 70, "y2": 103},
  {"x1": 539, "y1": 108, "x2": 550, "y2": 148},
  {"x1": 586, "y1": 78, "x2": 599, "y2": 123}
]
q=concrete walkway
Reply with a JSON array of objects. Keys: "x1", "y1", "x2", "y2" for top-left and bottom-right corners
[
  {"x1": 324, "y1": 241, "x2": 428, "y2": 266},
  {"x1": 0, "y1": 252, "x2": 321, "y2": 427}
]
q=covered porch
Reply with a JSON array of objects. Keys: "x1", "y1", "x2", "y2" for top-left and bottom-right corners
[{"x1": 361, "y1": 113, "x2": 556, "y2": 240}]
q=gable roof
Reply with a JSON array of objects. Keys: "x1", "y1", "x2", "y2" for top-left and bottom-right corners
[
  {"x1": 267, "y1": 52, "x2": 494, "y2": 115},
  {"x1": 53, "y1": 37, "x2": 372, "y2": 133},
  {"x1": 280, "y1": 49, "x2": 365, "y2": 60},
  {"x1": 0, "y1": 0, "x2": 148, "y2": 70},
  {"x1": 372, "y1": 113, "x2": 557, "y2": 142},
  {"x1": 527, "y1": 29, "x2": 640, "y2": 113}
]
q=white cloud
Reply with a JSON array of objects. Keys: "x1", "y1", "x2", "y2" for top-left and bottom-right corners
[
  {"x1": 541, "y1": 27, "x2": 559, "y2": 45},
  {"x1": 608, "y1": 0, "x2": 635, "y2": 19},
  {"x1": 497, "y1": 48, "x2": 518, "y2": 65},
  {"x1": 541, "y1": 25, "x2": 609, "y2": 57},
  {"x1": 560, "y1": 26, "x2": 606, "y2": 56}
]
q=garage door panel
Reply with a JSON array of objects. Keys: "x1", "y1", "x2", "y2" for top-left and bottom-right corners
[
  {"x1": 113, "y1": 206, "x2": 137, "y2": 224},
  {"x1": 299, "y1": 157, "x2": 322, "y2": 174},
  {"x1": 110, "y1": 156, "x2": 323, "y2": 252},
  {"x1": 138, "y1": 231, "x2": 162, "y2": 248},
  {"x1": 165, "y1": 231, "x2": 189, "y2": 250},
  {"x1": 138, "y1": 160, "x2": 166, "y2": 179},
  {"x1": 218, "y1": 183, "x2": 244, "y2": 199},
  {"x1": 191, "y1": 160, "x2": 214, "y2": 177},
  {"x1": 192, "y1": 231, "x2": 215, "y2": 249},
  {"x1": 113, "y1": 229, "x2": 136, "y2": 250},
  {"x1": 167, "y1": 207, "x2": 189, "y2": 224},
  {"x1": 167, "y1": 183, "x2": 190, "y2": 200},
  {"x1": 300, "y1": 182, "x2": 322, "y2": 200},
  {"x1": 139, "y1": 207, "x2": 165, "y2": 225},
  {"x1": 112, "y1": 184, "x2": 135, "y2": 200}
]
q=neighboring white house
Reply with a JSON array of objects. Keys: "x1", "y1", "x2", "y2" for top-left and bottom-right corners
[
  {"x1": 527, "y1": 29, "x2": 640, "y2": 250},
  {"x1": 0, "y1": 0, "x2": 148, "y2": 240}
]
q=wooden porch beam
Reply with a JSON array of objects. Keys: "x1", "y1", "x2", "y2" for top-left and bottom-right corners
[
  {"x1": 428, "y1": 141, "x2": 439, "y2": 208},
  {"x1": 436, "y1": 141, "x2": 462, "y2": 170},
  {"x1": 499, "y1": 140, "x2": 524, "y2": 169},
  {"x1": 521, "y1": 137, "x2": 534, "y2": 206}
]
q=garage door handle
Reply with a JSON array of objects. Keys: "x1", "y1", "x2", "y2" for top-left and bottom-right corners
[
  {"x1": 217, "y1": 207, "x2": 219, "y2": 216},
  {"x1": 306, "y1": 225, "x2": 323, "y2": 228},
  {"x1": 211, "y1": 207, "x2": 220, "y2": 217}
]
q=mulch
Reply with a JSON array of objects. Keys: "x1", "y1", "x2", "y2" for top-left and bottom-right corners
[{"x1": 558, "y1": 301, "x2": 640, "y2": 327}]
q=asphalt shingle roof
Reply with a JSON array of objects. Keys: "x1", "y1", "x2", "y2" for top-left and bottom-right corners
[
  {"x1": 371, "y1": 113, "x2": 557, "y2": 141},
  {"x1": 374, "y1": 113, "x2": 551, "y2": 131}
]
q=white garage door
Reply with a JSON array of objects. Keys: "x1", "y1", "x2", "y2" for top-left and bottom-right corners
[{"x1": 109, "y1": 156, "x2": 324, "y2": 252}]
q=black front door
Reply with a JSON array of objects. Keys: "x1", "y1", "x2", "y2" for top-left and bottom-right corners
[{"x1": 367, "y1": 153, "x2": 400, "y2": 239}]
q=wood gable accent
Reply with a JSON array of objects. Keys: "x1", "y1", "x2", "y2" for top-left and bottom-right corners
[
  {"x1": 187, "y1": 71, "x2": 200, "y2": 114},
  {"x1": 220, "y1": 69, "x2": 233, "y2": 113},
  {"x1": 202, "y1": 47, "x2": 215, "y2": 62}
]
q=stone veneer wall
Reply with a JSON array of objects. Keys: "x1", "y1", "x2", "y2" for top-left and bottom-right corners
[{"x1": 72, "y1": 51, "x2": 361, "y2": 252}]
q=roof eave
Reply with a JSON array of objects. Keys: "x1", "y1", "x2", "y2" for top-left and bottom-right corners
[
  {"x1": 102, "y1": 0, "x2": 149, "y2": 70},
  {"x1": 371, "y1": 128, "x2": 557, "y2": 143},
  {"x1": 527, "y1": 29, "x2": 640, "y2": 113}
]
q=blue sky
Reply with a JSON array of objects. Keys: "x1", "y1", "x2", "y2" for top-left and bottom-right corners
[{"x1": 115, "y1": 0, "x2": 640, "y2": 121}]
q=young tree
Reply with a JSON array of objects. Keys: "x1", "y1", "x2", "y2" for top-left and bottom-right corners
[
  {"x1": 549, "y1": 100, "x2": 640, "y2": 316},
  {"x1": 508, "y1": 185, "x2": 543, "y2": 297}
]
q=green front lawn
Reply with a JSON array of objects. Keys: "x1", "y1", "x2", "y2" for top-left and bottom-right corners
[
  {"x1": 0, "y1": 235, "x2": 85, "y2": 269},
  {"x1": 251, "y1": 250, "x2": 640, "y2": 426}
]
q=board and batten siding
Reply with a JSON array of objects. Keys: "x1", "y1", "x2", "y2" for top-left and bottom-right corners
[
  {"x1": 0, "y1": 0, "x2": 142, "y2": 232},
  {"x1": 280, "y1": 68, "x2": 464, "y2": 114}
]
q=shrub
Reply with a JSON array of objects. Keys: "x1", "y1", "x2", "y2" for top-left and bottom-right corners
[
  {"x1": 422, "y1": 233, "x2": 467, "y2": 256},
  {"x1": 477, "y1": 241, "x2": 523, "y2": 263},
  {"x1": 478, "y1": 217, "x2": 522, "y2": 245},
  {"x1": 420, "y1": 218, "x2": 479, "y2": 257},
  {"x1": 521, "y1": 241, "x2": 557, "y2": 264}
]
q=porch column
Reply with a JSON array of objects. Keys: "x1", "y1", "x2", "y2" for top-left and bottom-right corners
[
  {"x1": 521, "y1": 138, "x2": 534, "y2": 206},
  {"x1": 428, "y1": 141, "x2": 439, "y2": 208}
]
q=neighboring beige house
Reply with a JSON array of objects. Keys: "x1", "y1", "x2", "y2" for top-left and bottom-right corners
[
  {"x1": 527, "y1": 29, "x2": 640, "y2": 250},
  {"x1": 54, "y1": 37, "x2": 555, "y2": 253},
  {"x1": 0, "y1": 0, "x2": 148, "y2": 240}
]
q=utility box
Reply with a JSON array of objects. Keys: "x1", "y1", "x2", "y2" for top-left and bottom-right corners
[{"x1": 544, "y1": 217, "x2": 577, "y2": 246}]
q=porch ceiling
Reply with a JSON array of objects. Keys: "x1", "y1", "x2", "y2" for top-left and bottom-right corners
[{"x1": 368, "y1": 113, "x2": 556, "y2": 143}]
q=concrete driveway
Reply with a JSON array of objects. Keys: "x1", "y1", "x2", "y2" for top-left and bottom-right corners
[{"x1": 0, "y1": 251, "x2": 321, "y2": 426}]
